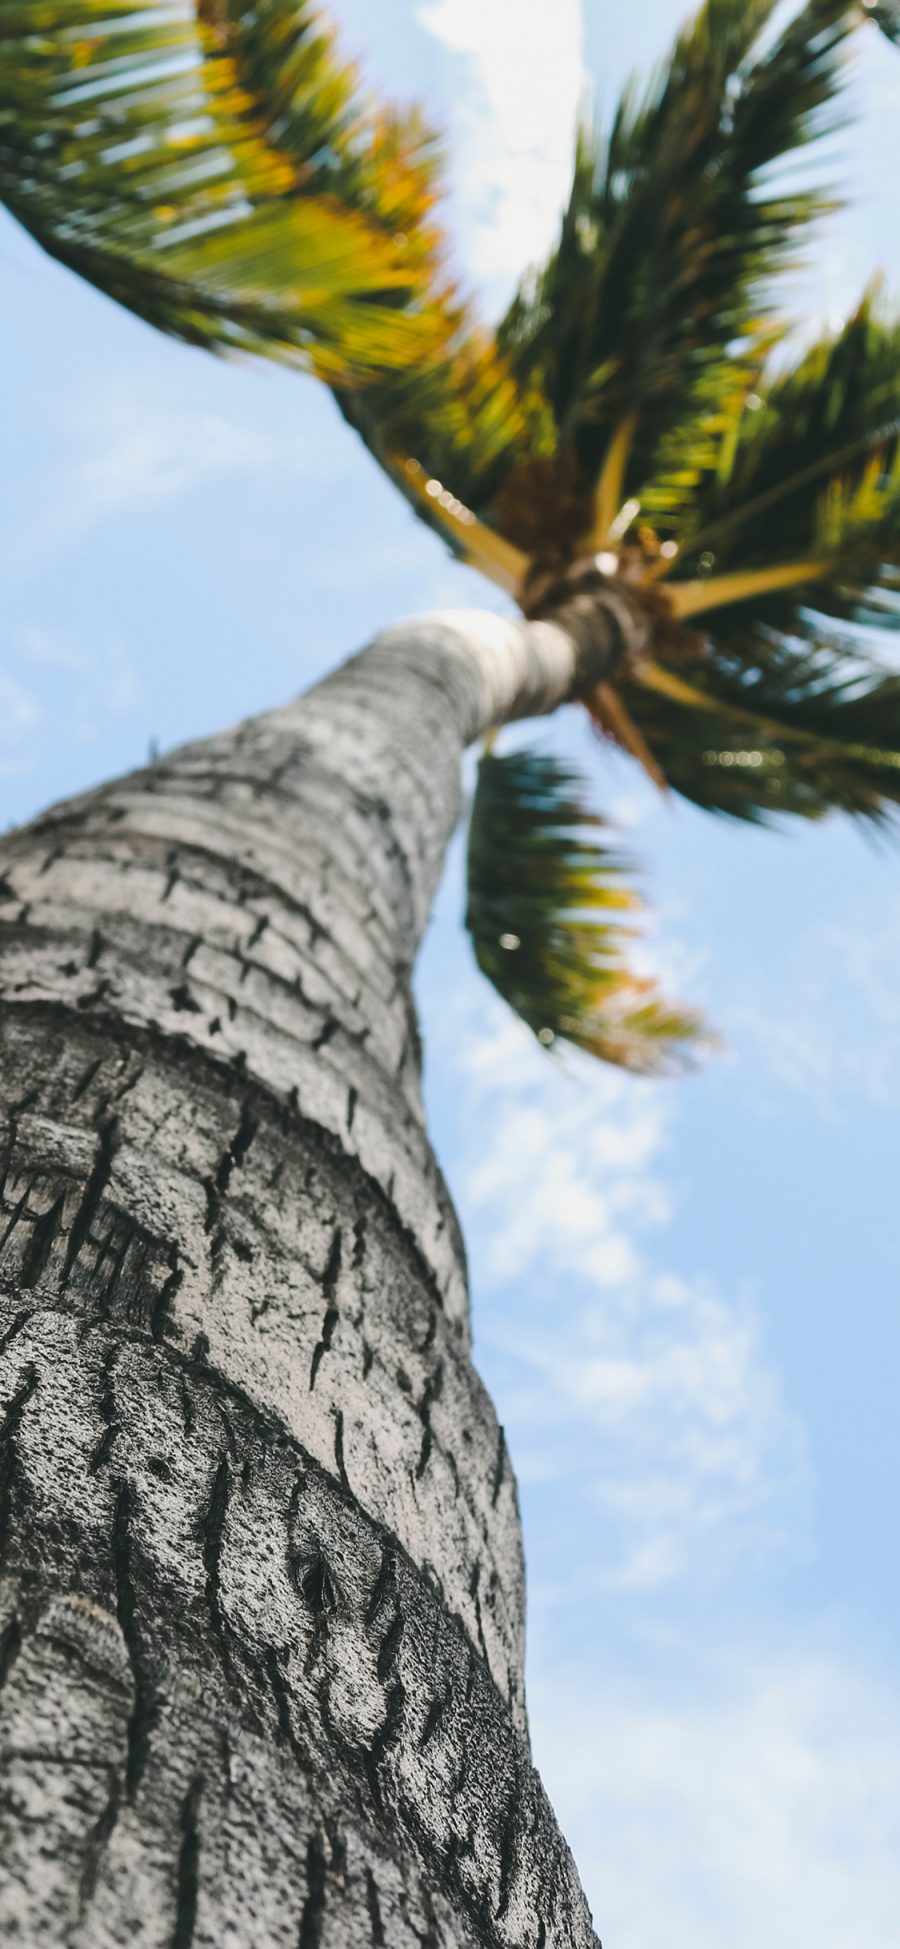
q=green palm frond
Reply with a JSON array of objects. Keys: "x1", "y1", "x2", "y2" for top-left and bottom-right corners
[
  {"x1": 358, "y1": 0, "x2": 900, "y2": 566},
  {"x1": 657, "y1": 297, "x2": 900, "y2": 623},
  {"x1": 7, "y1": 0, "x2": 900, "y2": 1063},
  {"x1": 495, "y1": 0, "x2": 866, "y2": 520},
  {"x1": 868, "y1": 2, "x2": 900, "y2": 42},
  {"x1": 334, "y1": 323, "x2": 551, "y2": 572},
  {"x1": 620, "y1": 626, "x2": 900, "y2": 823},
  {"x1": 612, "y1": 290, "x2": 900, "y2": 827},
  {"x1": 4, "y1": 1, "x2": 895, "y2": 570},
  {"x1": 0, "y1": 0, "x2": 447, "y2": 379},
  {"x1": 202, "y1": 0, "x2": 451, "y2": 277},
  {"x1": 0, "y1": 0, "x2": 545, "y2": 551},
  {"x1": 465, "y1": 748, "x2": 708, "y2": 1074}
]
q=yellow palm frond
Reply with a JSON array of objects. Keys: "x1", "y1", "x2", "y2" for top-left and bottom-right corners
[{"x1": 0, "y1": 0, "x2": 449, "y2": 380}]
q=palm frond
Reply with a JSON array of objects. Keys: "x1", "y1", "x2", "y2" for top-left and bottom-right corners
[
  {"x1": 0, "y1": 0, "x2": 447, "y2": 379},
  {"x1": 332, "y1": 0, "x2": 883, "y2": 566},
  {"x1": 465, "y1": 748, "x2": 708, "y2": 1073},
  {"x1": 500, "y1": 1, "x2": 900, "y2": 555},
  {"x1": 867, "y1": 3, "x2": 900, "y2": 44},
  {"x1": 658, "y1": 297, "x2": 900, "y2": 631},
  {"x1": 495, "y1": 0, "x2": 867, "y2": 513},
  {"x1": 622, "y1": 625, "x2": 900, "y2": 823},
  {"x1": 333, "y1": 312, "x2": 554, "y2": 567},
  {"x1": 7, "y1": 2, "x2": 894, "y2": 578}
]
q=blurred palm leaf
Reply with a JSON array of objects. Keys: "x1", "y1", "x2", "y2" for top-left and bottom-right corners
[
  {"x1": 0, "y1": 0, "x2": 447, "y2": 378},
  {"x1": 4, "y1": 1, "x2": 896, "y2": 555},
  {"x1": 659, "y1": 298, "x2": 900, "y2": 622},
  {"x1": 466, "y1": 748, "x2": 707, "y2": 1073},
  {"x1": 368, "y1": 0, "x2": 900, "y2": 565},
  {"x1": 5, "y1": 0, "x2": 900, "y2": 1069},
  {"x1": 609, "y1": 292, "x2": 900, "y2": 825},
  {"x1": 495, "y1": 0, "x2": 865, "y2": 520},
  {"x1": 334, "y1": 324, "x2": 551, "y2": 574},
  {"x1": 619, "y1": 626, "x2": 900, "y2": 823}
]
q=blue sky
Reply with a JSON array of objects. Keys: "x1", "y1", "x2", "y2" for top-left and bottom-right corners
[{"x1": 3, "y1": 4, "x2": 900, "y2": 1943}]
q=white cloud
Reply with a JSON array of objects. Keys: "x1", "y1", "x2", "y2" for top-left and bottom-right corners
[
  {"x1": 531, "y1": 1645, "x2": 900, "y2": 1949},
  {"x1": 0, "y1": 670, "x2": 41, "y2": 743},
  {"x1": 3, "y1": 377, "x2": 338, "y2": 579},
  {"x1": 1, "y1": 625, "x2": 144, "y2": 776},
  {"x1": 415, "y1": 0, "x2": 585, "y2": 306},
  {"x1": 73, "y1": 394, "x2": 272, "y2": 522},
  {"x1": 20, "y1": 624, "x2": 140, "y2": 718},
  {"x1": 451, "y1": 978, "x2": 888, "y2": 1933},
  {"x1": 450, "y1": 1004, "x2": 806, "y2": 1590},
  {"x1": 731, "y1": 898, "x2": 900, "y2": 1115}
]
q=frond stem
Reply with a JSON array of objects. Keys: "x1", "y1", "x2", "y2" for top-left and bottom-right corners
[
  {"x1": 587, "y1": 413, "x2": 638, "y2": 550},
  {"x1": 398, "y1": 456, "x2": 528, "y2": 594},
  {"x1": 668, "y1": 560, "x2": 821, "y2": 618},
  {"x1": 680, "y1": 420, "x2": 900, "y2": 562}
]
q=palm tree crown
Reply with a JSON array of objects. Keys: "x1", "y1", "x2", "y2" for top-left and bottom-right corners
[{"x1": 4, "y1": 0, "x2": 900, "y2": 1071}]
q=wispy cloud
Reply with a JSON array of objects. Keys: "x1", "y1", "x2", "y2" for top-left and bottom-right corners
[
  {"x1": 0, "y1": 624, "x2": 144, "y2": 780},
  {"x1": 3, "y1": 376, "x2": 339, "y2": 580},
  {"x1": 73, "y1": 395, "x2": 273, "y2": 523},
  {"x1": 0, "y1": 669, "x2": 42, "y2": 779},
  {"x1": 0, "y1": 669, "x2": 41, "y2": 739},
  {"x1": 531, "y1": 1642, "x2": 900, "y2": 1949},
  {"x1": 730, "y1": 897, "x2": 900, "y2": 1115},
  {"x1": 444, "y1": 1002, "x2": 806, "y2": 1592},
  {"x1": 415, "y1": 0, "x2": 584, "y2": 307}
]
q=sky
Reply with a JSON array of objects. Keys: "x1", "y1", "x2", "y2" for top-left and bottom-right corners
[{"x1": 3, "y1": 3, "x2": 900, "y2": 1943}]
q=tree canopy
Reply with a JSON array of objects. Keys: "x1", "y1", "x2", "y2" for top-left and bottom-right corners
[{"x1": 4, "y1": 0, "x2": 900, "y2": 1070}]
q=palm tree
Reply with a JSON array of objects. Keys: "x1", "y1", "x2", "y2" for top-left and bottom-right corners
[{"x1": 2, "y1": 0, "x2": 900, "y2": 1940}]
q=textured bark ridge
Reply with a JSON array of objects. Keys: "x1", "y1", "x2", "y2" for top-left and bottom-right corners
[{"x1": 0, "y1": 615, "x2": 598, "y2": 1946}]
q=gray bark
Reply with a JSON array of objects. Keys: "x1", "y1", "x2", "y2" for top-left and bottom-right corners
[{"x1": 0, "y1": 613, "x2": 599, "y2": 1947}]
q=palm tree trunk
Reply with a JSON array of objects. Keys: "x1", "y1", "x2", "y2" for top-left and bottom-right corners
[{"x1": 0, "y1": 611, "x2": 599, "y2": 1948}]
